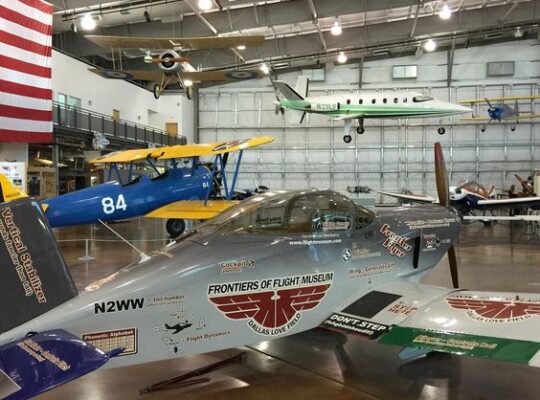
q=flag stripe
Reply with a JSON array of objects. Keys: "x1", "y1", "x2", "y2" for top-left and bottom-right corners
[
  {"x1": 0, "y1": 16, "x2": 52, "y2": 46},
  {"x1": 0, "y1": 79, "x2": 51, "y2": 99},
  {"x1": 0, "y1": 67, "x2": 51, "y2": 89},
  {"x1": 0, "y1": 55, "x2": 51, "y2": 78},
  {"x1": 0, "y1": 6, "x2": 52, "y2": 35},
  {"x1": 5, "y1": 0, "x2": 53, "y2": 21},
  {"x1": 0, "y1": 104, "x2": 52, "y2": 121},
  {"x1": 0, "y1": 91, "x2": 52, "y2": 110},
  {"x1": 0, "y1": 129, "x2": 52, "y2": 143},
  {"x1": 0, "y1": 42, "x2": 51, "y2": 67},
  {"x1": 0, "y1": 116, "x2": 52, "y2": 131},
  {"x1": 0, "y1": 30, "x2": 52, "y2": 56}
]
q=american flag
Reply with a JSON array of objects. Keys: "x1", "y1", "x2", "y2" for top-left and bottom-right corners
[{"x1": 0, "y1": 0, "x2": 53, "y2": 143}]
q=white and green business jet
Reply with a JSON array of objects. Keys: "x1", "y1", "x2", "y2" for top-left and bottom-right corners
[{"x1": 272, "y1": 76, "x2": 471, "y2": 143}]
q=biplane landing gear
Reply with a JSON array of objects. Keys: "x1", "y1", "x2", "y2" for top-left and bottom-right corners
[
  {"x1": 481, "y1": 125, "x2": 487, "y2": 132},
  {"x1": 356, "y1": 127, "x2": 365, "y2": 134},
  {"x1": 166, "y1": 218, "x2": 186, "y2": 238},
  {"x1": 186, "y1": 86, "x2": 193, "y2": 100},
  {"x1": 437, "y1": 127, "x2": 446, "y2": 135},
  {"x1": 510, "y1": 123, "x2": 517, "y2": 132},
  {"x1": 343, "y1": 135, "x2": 352, "y2": 144},
  {"x1": 153, "y1": 84, "x2": 162, "y2": 100}
]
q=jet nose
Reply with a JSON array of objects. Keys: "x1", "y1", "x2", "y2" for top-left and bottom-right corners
[{"x1": 456, "y1": 104, "x2": 472, "y2": 114}]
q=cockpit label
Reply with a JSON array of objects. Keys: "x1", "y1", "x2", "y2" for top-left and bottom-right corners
[{"x1": 208, "y1": 272, "x2": 334, "y2": 336}]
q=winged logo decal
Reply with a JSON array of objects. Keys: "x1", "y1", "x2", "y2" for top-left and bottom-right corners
[
  {"x1": 446, "y1": 295, "x2": 540, "y2": 323},
  {"x1": 208, "y1": 273, "x2": 333, "y2": 336}
]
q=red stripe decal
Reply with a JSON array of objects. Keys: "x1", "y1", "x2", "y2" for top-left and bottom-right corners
[
  {"x1": 0, "y1": 129, "x2": 52, "y2": 143},
  {"x1": 0, "y1": 6, "x2": 53, "y2": 35},
  {"x1": 17, "y1": 0, "x2": 54, "y2": 15},
  {"x1": 0, "y1": 30, "x2": 51, "y2": 57},
  {"x1": 0, "y1": 104, "x2": 51, "y2": 121},
  {"x1": 0, "y1": 79, "x2": 51, "y2": 99},
  {"x1": 0, "y1": 55, "x2": 51, "y2": 78}
]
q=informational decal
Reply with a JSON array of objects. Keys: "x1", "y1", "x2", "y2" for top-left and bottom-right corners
[
  {"x1": 94, "y1": 298, "x2": 144, "y2": 314},
  {"x1": 405, "y1": 217, "x2": 457, "y2": 230},
  {"x1": 208, "y1": 272, "x2": 334, "y2": 336},
  {"x1": 289, "y1": 238, "x2": 342, "y2": 246},
  {"x1": 183, "y1": 330, "x2": 231, "y2": 343},
  {"x1": 446, "y1": 296, "x2": 540, "y2": 323},
  {"x1": 219, "y1": 258, "x2": 255, "y2": 274},
  {"x1": 322, "y1": 313, "x2": 388, "y2": 339},
  {"x1": 147, "y1": 294, "x2": 185, "y2": 307},
  {"x1": 322, "y1": 220, "x2": 351, "y2": 231},
  {"x1": 342, "y1": 249, "x2": 352, "y2": 262},
  {"x1": 351, "y1": 243, "x2": 381, "y2": 259},
  {"x1": 387, "y1": 301, "x2": 418, "y2": 316},
  {"x1": 0, "y1": 162, "x2": 26, "y2": 192},
  {"x1": 380, "y1": 224, "x2": 412, "y2": 258},
  {"x1": 82, "y1": 328, "x2": 137, "y2": 356},
  {"x1": 165, "y1": 321, "x2": 192, "y2": 334},
  {"x1": 17, "y1": 338, "x2": 70, "y2": 371},
  {"x1": 348, "y1": 263, "x2": 398, "y2": 280},
  {"x1": 422, "y1": 233, "x2": 451, "y2": 252}
]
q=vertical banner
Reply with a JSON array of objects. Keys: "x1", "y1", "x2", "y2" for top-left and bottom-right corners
[{"x1": 0, "y1": 0, "x2": 53, "y2": 143}]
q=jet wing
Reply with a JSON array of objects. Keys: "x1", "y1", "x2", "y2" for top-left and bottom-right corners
[
  {"x1": 377, "y1": 190, "x2": 437, "y2": 204},
  {"x1": 145, "y1": 200, "x2": 239, "y2": 220},
  {"x1": 85, "y1": 35, "x2": 265, "y2": 50},
  {"x1": 0, "y1": 330, "x2": 121, "y2": 400},
  {"x1": 459, "y1": 95, "x2": 540, "y2": 104},
  {"x1": 322, "y1": 280, "x2": 540, "y2": 366},
  {"x1": 89, "y1": 68, "x2": 164, "y2": 82},
  {"x1": 91, "y1": 137, "x2": 274, "y2": 163}
]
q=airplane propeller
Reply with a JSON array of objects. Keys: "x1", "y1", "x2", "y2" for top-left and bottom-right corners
[{"x1": 434, "y1": 143, "x2": 459, "y2": 288}]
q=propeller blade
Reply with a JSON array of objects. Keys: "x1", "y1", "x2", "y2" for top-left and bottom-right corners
[
  {"x1": 447, "y1": 245, "x2": 459, "y2": 288},
  {"x1": 484, "y1": 97, "x2": 493, "y2": 108},
  {"x1": 299, "y1": 112, "x2": 307, "y2": 124},
  {"x1": 434, "y1": 142, "x2": 449, "y2": 207}
]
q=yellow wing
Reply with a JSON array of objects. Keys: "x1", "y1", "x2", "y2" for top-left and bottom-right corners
[
  {"x1": 460, "y1": 95, "x2": 540, "y2": 104},
  {"x1": 91, "y1": 136, "x2": 273, "y2": 164},
  {"x1": 461, "y1": 114, "x2": 540, "y2": 121},
  {"x1": 146, "y1": 200, "x2": 238, "y2": 220},
  {"x1": 84, "y1": 35, "x2": 265, "y2": 50},
  {"x1": 460, "y1": 116, "x2": 490, "y2": 121}
]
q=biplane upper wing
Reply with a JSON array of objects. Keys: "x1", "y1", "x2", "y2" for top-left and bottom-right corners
[
  {"x1": 182, "y1": 69, "x2": 267, "y2": 82},
  {"x1": 90, "y1": 137, "x2": 274, "y2": 164},
  {"x1": 146, "y1": 200, "x2": 238, "y2": 220},
  {"x1": 85, "y1": 35, "x2": 265, "y2": 50},
  {"x1": 322, "y1": 280, "x2": 540, "y2": 367},
  {"x1": 459, "y1": 95, "x2": 540, "y2": 104}
]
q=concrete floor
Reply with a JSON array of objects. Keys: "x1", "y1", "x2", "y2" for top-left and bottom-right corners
[{"x1": 39, "y1": 219, "x2": 540, "y2": 400}]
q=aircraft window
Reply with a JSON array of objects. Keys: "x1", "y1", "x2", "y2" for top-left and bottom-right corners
[
  {"x1": 371, "y1": 99, "x2": 376, "y2": 104},
  {"x1": 355, "y1": 204, "x2": 375, "y2": 230},
  {"x1": 393, "y1": 98, "x2": 398, "y2": 103},
  {"x1": 346, "y1": 99, "x2": 351, "y2": 105},
  {"x1": 359, "y1": 99, "x2": 363, "y2": 104},
  {"x1": 337, "y1": 102, "x2": 340, "y2": 110},
  {"x1": 288, "y1": 196, "x2": 318, "y2": 232},
  {"x1": 412, "y1": 96, "x2": 433, "y2": 102},
  {"x1": 383, "y1": 98, "x2": 387, "y2": 104},
  {"x1": 311, "y1": 194, "x2": 352, "y2": 232}
]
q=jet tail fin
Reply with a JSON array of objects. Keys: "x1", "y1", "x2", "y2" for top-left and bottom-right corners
[
  {"x1": 0, "y1": 173, "x2": 27, "y2": 203},
  {"x1": 294, "y1": 75, "x2": 309, "y2": 98},
  {"x1": 0, "y1": 198, "x2": 77, "y2": 335}
]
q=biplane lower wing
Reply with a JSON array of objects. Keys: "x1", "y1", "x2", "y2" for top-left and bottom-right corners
[
  {"x1": 461, "y1": 114, "x2": 540, "y2": 121},
  {"x1": 89, "y1": 68, "x2": 167, "y2": 82},
  {"x1": 145, "y1": 200, "x2": 238, "y2": 220},
  {"x1": 322, "y1": 280, "x2": 540, "y2": 366}
]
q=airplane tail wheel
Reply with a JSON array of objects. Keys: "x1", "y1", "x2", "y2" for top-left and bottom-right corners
[
  {"x1": 343, "y1": 135, "x2": 352, "y2": 143},
  {"x1": 356, "y1": 127, "x2": 365, "y2": 134},
  {"x1": 153, "y1": 84, "x2": 161, "y2": 99},
  {"x1": 437, "y1": 127, "x2": 446, "y2": 135},
  {"x1": 186, "y1": 86, "x2": 193, "y2": 100},
  {"x1": 166, "y1": 218, "x2": 186, "y2": 238}
]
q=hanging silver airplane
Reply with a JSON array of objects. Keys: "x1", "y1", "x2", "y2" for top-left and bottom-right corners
[
  {"x1": 272, "y1": 76, "x2": 471, "y2": 143},
  {"x1": 0, "y1": 144, "x2": 539, "y2": 400}
]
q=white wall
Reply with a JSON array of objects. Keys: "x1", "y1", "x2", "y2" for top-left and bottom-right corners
[
  {"x1": 0, "y1": 143, "x2": 28, "y2": 163},
  {"x1": 51, "y1": 50, "x2": 194, "y2": 142}
]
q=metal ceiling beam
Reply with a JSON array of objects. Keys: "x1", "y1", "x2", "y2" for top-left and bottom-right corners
[{"x1": 307, "y1": 0, "x2": 326, "y2": 50}]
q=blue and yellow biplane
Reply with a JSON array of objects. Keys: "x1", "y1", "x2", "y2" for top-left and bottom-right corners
[{"x1": 0, "y1": 137, "x2": 272, "y2": 236}]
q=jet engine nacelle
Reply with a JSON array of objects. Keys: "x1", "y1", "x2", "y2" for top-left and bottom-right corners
[{"x1": 157, "y1": 50, "x2": 182, "y2": 73}]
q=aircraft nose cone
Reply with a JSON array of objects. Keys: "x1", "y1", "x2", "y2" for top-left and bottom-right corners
[{"x1": 458, "y1": 104, "x2": 472, "y2": 113}]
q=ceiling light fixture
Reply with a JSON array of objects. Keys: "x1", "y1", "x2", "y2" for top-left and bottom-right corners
[
  {"x1": 80, "y1": 13, "x2": 97, "y2": 31},
  {"x1": 337, "y1": 52, "x2": 347, "y2": 63},
  {"x1": 331, "y1": 20, "x2": 342, "y2": 36},
  {"x1": 423, "y1": 38, "x2": 437, "y2": 52},
  {"x1": 236, "y1": 44, "x2": 246, "y2": 50},
  {"x1": 439, "y1": 4, "x2": 452, "y2": 20},
  {"x1": 260, "y1": 63, "x2": 270, "y2": 75},
  {"x1": 198, "y1": 0, "x2": 213, "y2": 11},
  {"x1": 514, "y1": 27, "x2": 523, "y2": 38}
]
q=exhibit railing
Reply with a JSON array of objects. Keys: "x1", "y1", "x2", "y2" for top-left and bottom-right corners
[{"x1": 52, "y1": 101, "x2": 185, "y2": 146}]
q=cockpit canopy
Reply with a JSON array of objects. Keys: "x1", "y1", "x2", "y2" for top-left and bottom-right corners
[{"x1": 195, "y1": 190, "x2": 375, "y2": 235}]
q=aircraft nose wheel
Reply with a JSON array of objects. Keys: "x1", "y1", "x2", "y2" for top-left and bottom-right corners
[
  {"x1": 166, "y1": 218, "x2": 186, "y2": 238},
  {"x1": 437, "y1": 127, "x2": 446, "y2": 135},
  {"x1": 343, "y1": 135, "x2": 352, "y2": 143},
  {"x1": 356, "y1": 127, "x2": 365, "y2": 134}
]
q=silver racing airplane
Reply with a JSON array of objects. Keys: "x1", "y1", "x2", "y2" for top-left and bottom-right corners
[{"x1": 0, "y1": 144, "x2": 539, "y2": 399}]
